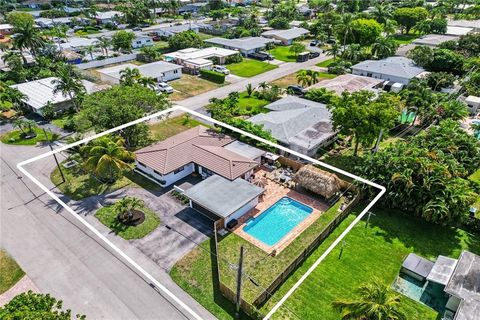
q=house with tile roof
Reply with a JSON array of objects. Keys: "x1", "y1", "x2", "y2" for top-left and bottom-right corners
[{"x1": 134, "y1": 126, "x2": 264, "y2": 187}]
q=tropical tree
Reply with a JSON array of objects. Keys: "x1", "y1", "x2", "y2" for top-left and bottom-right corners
[
  {"x1": 51, "y1": 65, "x2": 86, "y2": 111},
  {"x1": 325, "y1": 43, "x2": 341, "y2": 60},
  {"x1": 12, "y1": 20, "x2": 46, "y2": 59},
  {"x1": 393, "y1": 7, "x2": 429, "y2": 34},
  {"x1": 437, "y1": 100, "x2": 469, "y2": 120},
  {"x1": 111, "y1": 30, "x2": 135, "y2": 53},
  {"x1": 296, "y1": 70, "x2": 310, "y2": 87},
  {"x1": 425, "y1": 72, "x2": 456, "y2": 91},
  {"x1": 371, "y1": 2, "x2": 394, "y2": 25},
  {"x1": 289, "y1": 42, "x2": 305, "y2": 57},
  {"x1": 119, "y1": 67, "x2": 141, "y2": 86},
  {"x1": 336, "y1": 13, "x2": 354, "y2": 48},
  {"x1": 140, "y1": 46, "x2": 160, "y2": 61},
  {"x1": 371, "y1": 36, "x2": 399, "y2": 59},
  {"x1": 115, "y1": 196, "x2": 145, "y2": 224},
  {"x1": 137, "y1": 76, "x2": 157, "y2": 89},
  {"x1": 83, "y1": 136, "x2": 134, "y2": 183},
  {"x1": 246, "y1": 83, "x2": 254, "y2": 97},
  {"x1": 85, "y1": 44, "x2": 97, "y2": 61},
  {"x1": 168, "y1": 30, "x2": 203, "y2": 50},
  {"x1": 96, "y1": 36, "x2": 111, "y2": 57},
  {"x1": 333, "y1": 280, "x2": 407, "y2": 320}
]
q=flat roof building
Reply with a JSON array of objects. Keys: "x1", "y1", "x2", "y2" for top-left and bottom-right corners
[
  {"x1": 97, "y1": 61, "x2": 182, "y2": 84},
  {"x1": 261, "y1": 27, "x2": 309, "y2": 45},
  {"x1": 164, "y1": 47, "x2": 238, "y2": 69},
  {"x1": 308, "y1": 74, "x2": 383, "y2": 95},
  {"x1": 205, "y1": 37, "x2": 275, "y2": 56}
]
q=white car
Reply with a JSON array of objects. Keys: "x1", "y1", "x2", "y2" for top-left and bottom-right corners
[
  {"x1": 212, "y1": 65, "x2": 230, "y2": 75},
  {"x1": 156, "y1": 82, "x2": 174, "y2": 94}
]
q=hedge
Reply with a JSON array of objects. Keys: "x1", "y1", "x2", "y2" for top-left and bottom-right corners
[{"x1": 200, "y1": 69, "x2": 225, "y2": 84}]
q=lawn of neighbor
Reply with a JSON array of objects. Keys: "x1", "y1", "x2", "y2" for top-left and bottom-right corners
[
  {"x1": 169, "y1": 74, "x2": 225, "y2": 101},
  {"x1": 268, "y1": 46, "x2": 296, "y2": 62},
  {"x1": 1, "y1": 127, "x2": 58, "y2": 145},
  {"x1": 0, "y1": 250, "x2": 25, "y2": 294},
  {"x1": 237, "y1": 91, "x2": 270, "y2": 115},
  {"x1": 171, "y1": 205, "x2": 480, "y2": 320},
  {"x1": 270, "y1": 70, "x2": 336, "y2": 88},
  {"x1": 227, "y1": 59, "x2": 278, "y2": 77},
  {"x1": 468, "y1": 169, "x2": 480, "y2": 214}
]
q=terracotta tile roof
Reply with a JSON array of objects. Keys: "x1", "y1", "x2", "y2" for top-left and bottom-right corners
[{"x1": 135, "y1": 126, "x2": 259, "y2": 180}]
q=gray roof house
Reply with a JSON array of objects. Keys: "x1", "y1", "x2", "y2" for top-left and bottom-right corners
[
  {"x1": 352, "y1": 56, "x2": 426, "y2": 85},
  {"x1": 261, "y1": 27, "x2": 309, "y2": 45},
  {"x1": 97, "y1": 61, "x2": 182, "y2": 84},
  {"x1": 204, "y1": 37, "x2": 275, "y2": 56},
  {"x1": 147, "y1": 23, "x2": 200, "y2": 38},
  {"x1": 248, "y1": 96, "x2": 336, "y2": 157}
]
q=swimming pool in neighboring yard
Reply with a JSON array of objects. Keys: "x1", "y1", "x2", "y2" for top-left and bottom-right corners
[{"x1": 243, "y1": 197, "x2": 313, "y2": 246}]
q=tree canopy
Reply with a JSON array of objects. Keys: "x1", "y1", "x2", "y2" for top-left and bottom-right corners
[
  {"x1": 168, "y1": 31, "x2": 203, "y2": 50},
  {"x1": 393, "y1": 7, "x2": 429, "y2": 34}
]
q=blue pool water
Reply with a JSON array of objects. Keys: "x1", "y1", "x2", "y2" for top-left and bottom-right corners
[{"x1": 243, "y1": 197, "x2": 313, "y2": 246}]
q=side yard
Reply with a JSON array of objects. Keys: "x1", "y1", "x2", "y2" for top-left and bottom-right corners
[
  {"x1": 0, "y1": 250, "x2": 25, "y2": 295},
  {"x1": 169, "y1": 74, "x2": 226, "y2": 101},
  {"x1": 227, "y1": 59, "x2": 278, "y2": 78}
]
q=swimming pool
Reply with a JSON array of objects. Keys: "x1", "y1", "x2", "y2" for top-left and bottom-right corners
[{"x1": 243, "y1": 197, "x2": 313, "y2": 246}]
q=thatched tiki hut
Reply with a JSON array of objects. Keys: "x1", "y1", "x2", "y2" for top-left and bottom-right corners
[{"x1": 293, "y1": 165, "x2": 347, "y2": 199}]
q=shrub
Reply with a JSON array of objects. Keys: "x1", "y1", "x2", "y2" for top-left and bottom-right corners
[
  {"x1": 199, "y1": 69, "x2": 225, "y2": 84},
  {"x1": 225, "y1": 53, "x2": 243, "y2": 64}
]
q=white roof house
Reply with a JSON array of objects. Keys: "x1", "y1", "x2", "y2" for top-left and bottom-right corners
[
  {"x1": 447, "y1": 19, "x2": 480, "y2": 31},
  {"x1": 352, "y1": 57, "x2": 426, "y2": 85},
  {"x1": 308, "y1": 74, "x2": 383, "y2": 95},
  {"x1": 10, "y1": 77, "x2": 107, "y2": 115},
  {"x1": 445, "y1": 26, "x2": 473, "y2": 36},
  {"x1": 248, "y1": 96, "x2": 336, "y2": 157},
  {"x1": 0, "y1": 23, "x2": 13, "y2": 34},
  {"x1": 165, "y1": 47, "x2": 238, "y2": 68},
  {"x1": 97, "y1": 61, "x2": 182, "y2": 84},
  {"x1": 261, "y1": 27, "x2": 309, "y2": 45},
  {"x1": 205, "y1": 37, "x2": 275, "y2": 56},
  {"x1": 95, "y1": 11, "x2": 123, "y2": 23},
  {"x1": 412, "y1": 34, "x2": 460, "y2": 47}
]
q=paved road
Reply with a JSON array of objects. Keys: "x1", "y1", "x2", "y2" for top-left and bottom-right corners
[
  {"x1": 0, "y1": 142, "x2": 215, "y2": 320},
  {"x1": 176, "y1": 54, "x2": 330, "y2": 110}
]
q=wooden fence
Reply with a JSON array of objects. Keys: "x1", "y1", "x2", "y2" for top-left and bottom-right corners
[{"x1": 278, "y1": 156, "x2": 304, "y2": 172}]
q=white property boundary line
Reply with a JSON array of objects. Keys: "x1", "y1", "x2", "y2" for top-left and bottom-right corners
[{"x1": 17, "y1": 106, "x2": 385, "y2": 320}]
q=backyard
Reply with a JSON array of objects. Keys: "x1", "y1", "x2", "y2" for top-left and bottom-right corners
[
  {"x1": 268, "y1": 46, "x2": 296, "y2": 62},
  {"x1": 169, "y1": 74, "x2": 225, "y2": 101},
  {"x1": 171, "y1": 205, "x2": 480, "y2": 319},
  {"x1": 236, "y1": 91, "x2": 270, "y2": 115},
  {"x1": 148, "y1": 115, "x2": 205, "y2": 142},
  {"x1": 227, "y1": 59, "x2": 278, "y2": 78}
]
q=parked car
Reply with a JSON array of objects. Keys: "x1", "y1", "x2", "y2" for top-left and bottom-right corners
[
  {"x1": 248, "y1": 51, "x2": 273, "y2": 61},
  {"x1": 140, "y1": 23, "x2": 150, "y2": 28},
  {"x1": 287, "y1": 85, "x2": 306, "y2": 96},
  {"x1": 156, "y1": 82, "x2": 174, "y2": 94},
  {"x1": 212, "y1": 65, "x2": 230, "y2": 75},
  {"x1": 296, "y1": 52, "x2": 310, "y2": 62},
  {"x1": 309, "y1": 51, "x2": 320, "y2": 58},
  {"x1": 132, "y1": 27, "x2": 142, "y2": 31},
  {"x1": 152, "y1": 35, "x2": 161, "y2": 41},
  {"x1": 326, "y1": 38, "x2": 336, "y2": 44},
  {"x1": 310, "y1": 40, "x2": 319, "y2": 46}
]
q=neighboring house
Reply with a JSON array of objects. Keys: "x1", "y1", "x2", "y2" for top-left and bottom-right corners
[
  {"x1": 445, "y1": 26, "x2": 473, "y2": 36},
  {"x1": 147, "y1": 24, "x2": 200, "y2": 38},
  {"x1": 183, "y1": 175, "x2": 264, "y2": 228},
  {"x1": 261, "y1": 27, "x2": 309, "y2": 45},
  {"x1": 197, "y1": 21, "x2": 236, "y2": 35},
  {"x1": 447, "y1": 19, "x2": 480, "y2": 32},
  {"x1": 204, "y1": 37, "x2": 275, "y2": 56},
  {"x1": 132, "y1": 35, "x2": 153, "y2": 49},
  {"x1": 95, "y1": 11, "x2": 123, "y2": 24},
  {"x1": 97, "y1": 61, "x2": 182, "y2": 84},
  {"x1": 58, "y1": 37, "x2": 97, "y2": 52},
  {"x1": 0, "y1": 24, "x2": 13, "y2": 35},
  {"x1": 164, "y1": 47, "x2": 238, "y2": 71},
  {"x1": 10, "y1": 77, "x2": 107, "y2": 116},
  {"x1": 62, "y1": 50, "x2": 83, "y2": 64},
  {"x1": 20, "y1": 0, "x2": 50, "y2": 9},
  {"x1": 412, "y1": 34, "x2": 460, "y2": 47},
  {"x1": 399, "y1": 251, "x2": 480, "y2": 320},
  {"x1": 352, "y1": 57, "x2": 426, "y2": 85},
  {"x1": 308, "y1": 74, "x2": 383, "y2": 95},
  {"x1": 178, "y1": 2, "x2": 208, "y2": 15},
  {"x1": 134, "y1": 126, "x2": 263, "y2": 187},
  {"x1": 465, "y1": 96, "x2": 480, "y2": 115},
  {"x1": 35, "y1": 17, "x2": 73, "y2": 28},
  {"x1": 248, "y1": 96, "x2": 336, "y2": 157}
]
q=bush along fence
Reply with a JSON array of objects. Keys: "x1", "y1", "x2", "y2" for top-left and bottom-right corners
[
  {"x1": 200, "y1": 69, "x2": 225, "y2": 84},
  {"x1": 215, "y1": 193, "x2": 361, "y2": 319}
]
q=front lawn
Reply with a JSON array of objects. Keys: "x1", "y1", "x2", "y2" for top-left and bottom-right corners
[
  {"x1": 51, "y1": 165, "x2": 162, "y2": 200},
  {"x1": 237, "y1": 91, "x2": 269, "y2": 115},
  {"x1": 392, "y1": 34, "x2": 419, "y2": 45},
  {"x1": 149, "y1": 115, "x2": 205, "y2": 142},
  {"x1": 227, "y1": 59, "x2": 278, "y2": 78},
  {"x1": 1, "y1": 127, "x2": 58, "y2": 145},
  {"x1": 0, "y1": 250, "x2": 25, "y2": 294},
  {"x1": 95, "y1": 202, "x2": 160, "y2": 239},
  {"x1": 169, "y1": 74, "x2": 225, "y2": 101},
  {"x1": 171, "y1": 205, "x2": 480, "y2": 319},
  {"x1": 316, "y1": 57, "x2": 338, "y2": 68},
  {"x1": 268, "y1": 46, "x2": 296, "y2": 62},
  {"x1": 270, "y1": 70, "x2": 336, "y2": 88}
]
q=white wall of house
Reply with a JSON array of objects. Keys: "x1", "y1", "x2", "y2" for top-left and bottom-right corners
[
  {"x1": 352, "y1": 69, "x2": 411, "y2": 85},
  {"x1": 132, "y1": 37, "x2": 153, "y2": 49},
  {"x1": 158, "y1": 68, "x2": 182, "y2": 82},
  {"x1": 135, "y1": 161, "x2": 194, "y2": 186},
  {"x1": 225, "y1": 197, "x2": 259, "y2": 227}
]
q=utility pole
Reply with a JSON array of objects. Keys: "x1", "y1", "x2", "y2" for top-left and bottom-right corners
[
  {"x1": 235, "y1": 246, "x2": 244, "y2": 320},
  {"x1": 43, "y1": 128, "x2": 65, "y2": 184},
  {"x1": 371, "y1": 129, "x2": 384, "y2": 154}
]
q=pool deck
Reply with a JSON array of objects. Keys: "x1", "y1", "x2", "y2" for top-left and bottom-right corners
[{"x1": 231, "y1": 169, "x2": 329, "y2": 254}]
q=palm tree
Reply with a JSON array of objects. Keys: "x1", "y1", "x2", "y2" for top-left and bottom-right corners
[
  {"x1": 51, "y1": 65, "x2": 86, "y2": 111},
  {"x1": 13, "y1": 118, "x2": 37, "y2": 136},
  {"x1": 296, "y1": 70, "x2": 310, "y2": 87},
  {"x1": 95, "y1": 36, "x2": 111, "y2": 58},
  {"x1": 371, "y1": 3, "x2": 393, "y2": 25},
  {"x1": 337, "y1": 13, "x2": 354, "y2": 49},
  {"x1": 413, "y1": 20, "x2": 432, "y2": 35},
  {"x1": 119, "y1": 67, "x2": 141, "y2": 86},
  {"x1": 115, "y1": 196, "x2": 145, "y2": 224},
  {"x1": 326, "y1": 43, "x2": 340, "y2": 60},
  {"x1": 306, "y1": 70, "x2": 320, "y2": 85},
  {"x1": 83, "y1": 136, "x2": 134, "y2": 183},
  {"x1": 137, "y1": 76, "x2": 157, "y2": 90},
  {"x1": 383, "y1": 19, "x2": 399, "y2": 36},
  {"x1": 12, "y1": 20, "x2": 45, "y2": 59},
  {"x1": 372, "y1": 37, "x2": 397, "y2": 59},
  {"x1": 333, "y1": 280, "x2": 407, "y2": 320},
  {"x1": 85, "y1": 44, "x2": 97, "y2": 61},
  {"x1": 439, "y1": 100, "x2": 469, "y2": 120}
]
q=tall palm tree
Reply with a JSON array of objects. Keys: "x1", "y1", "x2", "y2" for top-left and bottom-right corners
[
  {"x1": 51, "y1": 64, "x2": 86, "y2": 111},
  {"x1": 83, "y1": 136, "x2": 134, "y2": 183},
  {"x1": 137, "y1": 76, "x2": 157, "y2": 90},
  {"x1": 95, "y1": 36, "x2": 111, "y2": 58},
  {"x1": 296, "y1": 70, "x2": 310, "y2": 87},
  {"x1": 372, "y1": 37, "x2": 398, "y2": 59},
  {"x1": 85, "y1": 44, "x2": 97, "y2": 61},
  {"x1": 119, "y1": 67, "x2": 141, "y2": 86},
  {"x1": 306, "y1": 70, "x2": 320, "y2": 85},
  {"x1": 333, "y1": 280, "x2": 407, "y2": 320},
  {"x1": 12, "y1": 20, "x2": 45, "y2": 59},
  {"x1": 371, "y1": 3, "x2": 393, "y2": 25},
  {"x1": 337, "y1": 13, "x2": 354, "y2": 49},
  {"x1": 326, "y1": 43, "x2": 340, "y2": 60}
]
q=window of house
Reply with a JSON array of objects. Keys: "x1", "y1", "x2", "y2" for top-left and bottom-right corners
[
  {"x1": 174, "y1": 166, "x2": 184, "y2": 174},
  {"x1": 367, "y1": 73, "x2": 372, "y2": 77},
  {"x1": 173, "y1": 70, "x2": 178, "y2": 74}
]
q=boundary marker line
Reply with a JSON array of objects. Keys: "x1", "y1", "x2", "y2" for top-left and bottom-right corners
[{"x1": 17, "y1": 106, "x2": 385, "y2": 320}]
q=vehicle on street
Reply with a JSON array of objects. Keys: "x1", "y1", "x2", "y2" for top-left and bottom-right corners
[
  {"x1": 287, "y1": 85, "x2": 306, "y2": 95},
  {"x1": 156, "y1": 82, "x2": 174, "y2": 94},
  {"x1": 309, "y1": 51, "x2": 320, "y2": 58},
  {"x1": 296, "y1": 52, "x2": 310, "y2": 62},
  {"x1": 212, "y1": 65, "x2": 230, "y2": 75},
  {"x1": 248, "y1": 51, "x2": 273, "y2": 61},
  {"x1": 310, "y1": 40, "x2": 319, "y2": 46},
  {"x1": 132, "y1": 27, "x2": 142, "y2": 31}
]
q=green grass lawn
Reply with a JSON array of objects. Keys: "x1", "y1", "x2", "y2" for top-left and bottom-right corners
[
  {"x1": 392, "y1": 34, "x2": 419, "y2": 45},
  {"x1": 171, "y1": 205, "x2": 480, "y2": 320},
  {"x1": 468, "y1": 169, "x2": 480, "y2": 214},
  {"x1": 0, "y1": 250, "x2": 25, "y2": 294},
  {"x1": 95, "y1": 203, "x2": 160, "y2": 239},
  {"x1": 51, "y1": 165, "x2": 162, "y2": 200},
  {"x1": 268, "y1": 46, "x2": 296, "y2": 62},
  {"x1": 1, "y1": 127, "x2": 58, "y2": 145},
  {"x1": 169, "y1": 74, "x2": 225, "y2": 101},
  {"x1": 149, "y1": 115, "x2": 205, "y2": 142},
  {"x1": 227, "y1": 59, "x2": 278, "y2": 78},
  {"x1": 237, "y1": 92, "x2": 270, "y2": 115},
  {"x1": 316, "y1": 58, "x2": 338, "y2": 68}
]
